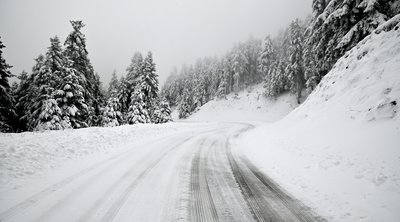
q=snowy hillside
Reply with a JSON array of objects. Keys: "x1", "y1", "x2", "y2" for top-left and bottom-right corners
[
  {"x1": 181, "y1": 84, "x2": 299, "y2": 123},
  {"x1": 238, "y1": 22, "x2": 400, "y2": 221}
]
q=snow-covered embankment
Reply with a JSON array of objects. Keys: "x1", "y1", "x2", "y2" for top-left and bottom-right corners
[{"x1": 238, "y1": 20, "x2": 400, "y2": 221}]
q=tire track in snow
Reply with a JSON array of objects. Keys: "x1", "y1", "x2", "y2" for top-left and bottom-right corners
[
  {"x1": 0, "y1": 148, "x2": 131, "y2": 222},
  {"x1": 99, "y1": 129, "x2": 225, "y2": 222},
  {"x1": 240, "y1": 155, "x2": 326, "y2": 222},
  {"x1": 190, "y1": 139, "x2": 219, "y2": 222},
  {"x1": 226, "y1": 135, "x2": 324, "y2": 222},
  {"x1": 0, "y1": 125, "x2": 219, "y2": 222},
  {"x1": 206, "y1": 138, "x2": 256, "y2": 221},
  {"x1": 33, "y1": 138, "x2": 184, "y2": 222},
  {"x1": 226, "y1": 140, "x2": 277, "y2": 222}
]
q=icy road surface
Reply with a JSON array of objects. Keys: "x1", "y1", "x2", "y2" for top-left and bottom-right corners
[{"x1": 0, "y1": 123, "x2": 322, "y2": 222}]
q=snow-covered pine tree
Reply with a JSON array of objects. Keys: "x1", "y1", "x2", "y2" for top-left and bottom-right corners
[
  {"x1": 13, "y1": 71, "x2": 30, "y2": 131},
  {"x1": 126, "y1": 86, "x2": 151, "y2": 124},
  {"x1": 259, "y1": 36, "x2": 279, "y2": 97},
  {"x1": 55, "y1": 58, "x2": 88, "y2": 129},
  {"x1": 286, "y1": 19, "x2": 305, "y2": 104},
  {"x1": 241, "y1": 37, "x2": 262, "y2": 86},
  {"x1": 20, "y1": 55, "x2": 44, "y2": 130},
  {"x1": 217, "y1": 75, "x2": 228, "y2": 99},
  {"x1": 101, "y1": 70, "x2": 122, "y2": 127},
  {"x1": 303, "y1": 17, "x2": 320, "y2": 92},
  {"x1": 89, "y1": 72, "x2": 104, "y2": 126},
  {"x1": 0, "y1": 37, "x2": 16, "y2": 132},
  {"x1": 117, "y1": 76, "x2": 129, "y2": 120},
  {"x1": 265, "y1": 60, "x2": 288, "y2": 98},
  {"x1": 30, "y1": 66, "x2": 59, "y2": 130},
  {"x1": 30, "y1": 37, "x2": 68, "y2": 130},
  {"x1": 126, "y1": 52, "x2": 144, "y2": 89},
  {"x1": 101, "y1": 97, "x2": 122, "y2": 127},
  {"x1": 142, "y1": 51, "x2": 159, "y2": 107},
  {"x1": 159, "y1": 99, "x2": 172, "y2": 123},
  {"x1": 108, "y1": 70, "x2": 119, "y2": 98},
  {"x1": 34, "y1": 98, "x2": 69, "y2": 131},
  {"x1": 305, "y1": 0, "x2": 394, "y2": 87},
  {"x1": 152, "y1": 99, "x2": 172, "y2": 124},
  {"x1": 123, "y1": 52, "x2": 144, "y2": 113},
  {"x1": 259, "y1": 36, "x2": 276, "y2": 77},
  {"x1": 160, "y1": 67, "x2": 180, "y2": 107},
  {"x1": 263, "y1": 22, "x2": 298, "y2": 99},
  {"x1": 231, "y1": 47, "x2": 246, "y2": 94},
  {"x1": 178, "y1": 83, "x2": 194, "y2": 119},
  {"x1": 64, "y1": 20, "x2": 102, "y2": 126}
]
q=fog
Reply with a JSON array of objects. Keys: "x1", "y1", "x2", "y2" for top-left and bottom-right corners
[{"x1": 0, "y1": 0, "x2": 312, "y2": 86}]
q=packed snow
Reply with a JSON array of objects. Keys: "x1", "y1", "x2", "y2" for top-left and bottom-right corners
[{"x1": 237, "y1": 25, "x2": 400, "y2": 221}]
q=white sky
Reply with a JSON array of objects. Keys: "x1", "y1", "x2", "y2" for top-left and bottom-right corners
[{"x1": 0, "y1": 0, "x2": 312, "y2": 86}]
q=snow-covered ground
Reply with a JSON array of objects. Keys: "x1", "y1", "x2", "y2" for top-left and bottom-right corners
[
  {"x1": 181, "y1": 84, "x2": 299, "y2": 123},
  {"x1": 0, "y1": 123, "x2": 211, "y2": 199},
  {"x1": 237, "y1": 24, "x2": 400, "y2": 221},
  {"x1": 1, "y1": 121, "x2": 321, "y2": 222}
]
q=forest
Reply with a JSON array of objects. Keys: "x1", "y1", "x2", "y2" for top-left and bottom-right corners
[
  {"x1": 161, "y1": 0, "x2": 400, "y2": 118},
  {"x1": 0, "y1": 21, "x2": 171, "y2": 132},
  {"x1": 1, "y1": 0, "x2": 399, "y2": 132}
]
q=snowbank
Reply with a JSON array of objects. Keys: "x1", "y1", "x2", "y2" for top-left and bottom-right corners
[
  {"x1": 238, "y1": 25, "x2": 400, "y2": 221},
  {"x1": 0, "y1": 123, "x2": 208, "y2": 192},
  {"x1": 183, "y1": 84, "x2": 299, "y2": 123}
]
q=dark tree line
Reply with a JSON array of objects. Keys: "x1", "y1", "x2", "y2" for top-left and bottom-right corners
[
  {"x1": 162, "y1": 0, "x2": 399, "y2": 119},
  {"x1": 0, "y1": 21, "x2": 171, "y2": 133}
]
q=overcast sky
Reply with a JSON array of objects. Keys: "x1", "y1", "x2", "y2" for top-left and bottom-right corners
[{"x1": 0, "y1": 0, "x2": 312, "y2": 86}]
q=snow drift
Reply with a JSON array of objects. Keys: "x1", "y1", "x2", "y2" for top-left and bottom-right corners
[
  {"x1": 239, "y1": 20, "x2": 400, "y2": 221},
  {"x1": 183, "y1": 84, "x2": 299, "y2": 123}
]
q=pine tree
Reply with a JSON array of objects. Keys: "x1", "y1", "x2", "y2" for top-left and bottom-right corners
[
  {"x1": 178, "y1": 86, "x2": 193, "y2": 119},
  {"x1": 305, "y1": 0, "x2": 393, "y2": 86},
  {"x1": 108, "y1": 70, "x2": 119, "y2": 97},
  {"x1": 259, "y1": 36, "x2": 276, "y2": 77},
  {"x1": 152, "y1": 99, "x2": 172, "y2": 123},
  {"x1": 89, "y1": 72, "x2": 104, "y2": 126},
  {"x1": 142, "y1": 51, "x2": 160, "y2": 120},
  {"x1": 55, "y1": 58, "x2": 88, "y2": 129},
  {"x1": 126, "y1": 52, "x2": 144, "y2": 90},
  {"x1": 0, "y1": 37, "x2": 16, "y2": 132},
  {"x1": 30, "y1": 37, "x2": 70, "y2": 130},
  {"x1": 13, "y1": 71, "x2": 30, "y2": 131},
  {"x1": 101, "y1": 97, "x2": 122, "y2": 127},
  {"x1": 287, "y1": 19, "x2": 305, "y2": 104},
  {"x1": 117, "y1": 76, "x2": 129, "y2": 117},
  {"x1": 21, "y1": 55, "x2": 45, "y2": 130},
  {"x1": 160, "y1": 67, "x2": 179, "y2": 106},
  {"x1": 101, "y1": 70, "x2": 122, "y2": 127},
  {"x1": 34, "y1": 98, "x2": 69, "y2": 131},
  {"x1": 142, "y1": 51, "x2": 159, "y2": 104},
  {"x1": 126, "y1": 86, "x2": 151, "y2": 124},
  {"x1": 124, "y1": 52, "x2": 144, "y2": 111},
  {"x1": 159, "y1": 99, "x2": 172, "y2": 123},
  {"x1": 64, "y1": 20, "x2": 101, "y2": 126},
  {"x1": 231, "y1": 47, "x2": 246, "y2": 94}
]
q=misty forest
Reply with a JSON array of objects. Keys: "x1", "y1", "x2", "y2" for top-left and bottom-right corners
[
  {"x1": 1, "y1": 0, "x2": 397, "y2": 132},
  {"x1": 1, "y1": 0, "x2": 400, "y2": 221}
]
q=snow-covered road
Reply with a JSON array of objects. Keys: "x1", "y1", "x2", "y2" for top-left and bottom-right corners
[{"x1": 0, "y1": 123, "x2": 322, "y2": 222}]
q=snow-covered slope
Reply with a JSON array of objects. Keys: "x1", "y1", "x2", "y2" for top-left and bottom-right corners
[
  {"x1": 182, "y1": 84, "x2": 299, "y2": 123},
  {"x1": 238, "y1": 22, "x2": 400, "y2": 221}
]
